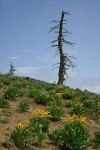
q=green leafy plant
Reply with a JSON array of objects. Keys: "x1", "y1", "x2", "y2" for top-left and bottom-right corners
[
  {"x1": 90, "y1": 100, "x2": 100, "y2": 120},
  {"x1": 34, "y1": 92, "x2": 49, "y2": 104},
  {"x1": 29, "y1": 89, "x2": 49, "y2": 105},
  {"x1": 49, "y1": 121, "x2": 90, "y2": 150},
  {"x1": 10, "y1": 125, "x2": 33, "y2": 148},
  {"x1": 29, "y1": 120, "x2": 46, "y2": 145},
  {"x1": 28, "y1": 89, "x2": 39, "y2": 98},
  {"x1": 47, "y1": 94, "x2": 62, "y2": 103},
  {"x1": 4, "y1": 87, "x2": 24, "y2": 100},
  {"x1": 30, "y1": 117, "x2": 50, "y2": 132},
  {"x1": 83, "y1": 99, "x2": 93, "y2": 109},
  {"x1": 45, "y1": 83, "x2": 56, "y2": 91},
  {"x1": 0, "y1": 82, "x2": 4, "y2": 88},
  {"x1": 0, "y1": 97, "x2": 10, "y2": 108},
  {"x1": 17, "y1": 101, "x2": 30, "y2": 112},
  {"x1": 48, "y1": 106, "x2": 64, "y2": 121},
  {"x1": 55, "y1": 87, "x2": 65, "y2": 93},
  {"x1": 12, "y1": 82, "x2": 23, "y2": 88},
  {"x1": 62, "y1": 91, "x2": 74, "y2": 99},
  {"x1": 65, "y1": 101, "x2": 73, "y2": 107},
  {"x1": 4, "y1": 88, "x2": 16, "y2": 100},
  {"x1": 71, "y1": 102, "x2": 87, "y2": 116},
  {"x1": 33, "y1": 82, "x2": 44, "y2": 90},
  {"x1": 11, "y1": 119, "x2": 46, "y2": 148},
  {"x1": 0, "y1": 78, "x2": 11, "y2": 85},
  {"x1": 94, "y1": 131, "x2": 100, "y2": 143},
  {"x1": 93, "y1": 131, "x2": 100, "y2": 149},
  {"x1": 48, "y1": 98, "x2": 64, "y2": 121},
  {"x1": 48, "y1": 129, "x2": 61, "y2": 145}
]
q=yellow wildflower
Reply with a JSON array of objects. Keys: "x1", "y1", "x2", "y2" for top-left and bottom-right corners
[
  {"x1": 32, "y1": 109, "x2": 52, "y2": 118},
  {"x1": 17, "y1": 122, "x2": 24, "y2": 127},
  {"x1": 63, "y1": 114, "x2": 88, "y2": 126},
  {"x1": 25, "y1": 120, "x2": 30, "y2": 123}
]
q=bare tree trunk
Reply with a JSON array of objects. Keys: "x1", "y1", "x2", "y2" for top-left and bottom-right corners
[
  {"x1": 57, "y1": 11, "x2": 65, "y2": 85},
  {"x1": 49, "y1": 11, "x2": 76, "y2": 86}
]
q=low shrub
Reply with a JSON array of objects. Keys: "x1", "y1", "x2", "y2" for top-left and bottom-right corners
[
  {"x1": 0, "y1": 97, "x2": 10, "y2": 108},
  {"x1": 17, "y1": 101, "x2": 30, "y2": 112},
  {"x1": 4, "y1": 87, "x2": 24, "y2": 100},
  {"x1": 48, "y1": 121, "x2": 90, "y2": 150},
  {"x1": 10, "y1": 118, "x2": 47, "y2": 148},
  {"x1": 30, "y1": 117, "x2": 50, "y2": 132},
  {"x1": 92, "y1": 131, "x2": 100, "y2": 149}
]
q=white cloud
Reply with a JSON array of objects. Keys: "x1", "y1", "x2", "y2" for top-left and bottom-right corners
[
  {"x1": 95, "y1": 86, "x2": 100, "y2": 93},
  {"x1": 66, "y1": 74, "x2": 100, "y2": 94},
  {"x1": 16, "y1": 67, "x2": 39, "y2": 74},
  {"x1": 86, "y1": 86, "x2": 100, "y2": 94}
]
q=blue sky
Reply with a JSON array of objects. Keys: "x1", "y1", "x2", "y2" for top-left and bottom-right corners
[{"x1": 0, "y1": 0, "x2": 100, "y2": 93}]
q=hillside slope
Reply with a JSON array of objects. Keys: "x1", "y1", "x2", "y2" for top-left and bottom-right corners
[{"x1": 0, "y1": 74, "x2": 100, "y2": 150}]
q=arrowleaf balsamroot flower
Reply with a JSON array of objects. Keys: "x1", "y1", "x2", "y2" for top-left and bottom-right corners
[
  {"x1": 63, "y1": 114, "x2": 88, "y2": 125},
  {"x1": 32, "y1": 109, "x2": 52, "y2": 118}
]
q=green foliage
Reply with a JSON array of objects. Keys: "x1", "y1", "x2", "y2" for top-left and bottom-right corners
[
  {"x1": 0, "y1": 77, "x2": 11, "y2": 85},
  {"x1": 47, "y1": 93, "x2": 62, "y2": 102},
  {"x1": 48, "y1": 105, "x2": 64, "y2": 121},
  {"x1": 89, "y1": 99, "x2": 100, "y2": 120},
  {"x1": 34, "y1": 92, "x2": 49, "y2": 104},
  {"x1": 11, "y1": 118, "x2": 46, "y2": 148},
  {"x1": 33, "y1": 82, "x2": 44, "y2": 90},
  {"x1": 4, "y1": 87, "x2": 24, "y2": 100},
  {"x1": 83, "y1": 99, "x2": 93, "y2": 109},
  {"x1": 33, "y1": 81, "x2": 50, "y2": 90},
  {"x1": 45, "y1": 83, "x2": 56, "y2": 91},
  {"x1": 17, "y1": 101, "x2": 30, "y2": 112},
  {"x1": 29, "y1": 118, "x2": 47, "y2": 145},
  {"x1": 13, "y1": 79, "x2": 31, "y2": 89},
  {"x1": 30, "y1": 117, "x2": 50, "y2": 132},
  {"x1": 49, "y1": 121, "x2": 90, "y2": 150},
  {"x1": 10, "y1": 126, "x2": 33, "y2": 148},
  {"x1": 0, "y1": 74, "x2": 100, "y2": 150},
  {"x1": 12, "y1": 82, "x2": 23, "y2": 88},
  {"x1": 71, "y1": 104, "x2": 87, "y2": 116},
  {"x1": 28, "y1": 89, "x2": 39, "y2": 98},
  {"x1": 55, "y1": 87, "x2": 66, "y2": 93},
  {"x1": 94, "y1": 131, "x2": 100, "y2": 148},
  {"x1": 29, "y1": 89, "x2": 49, "y2": 104},
  {"x1": 48, "y1": 129, "x2": 61, "y2": 145},
  {"x1": 65, "y1": 101, "x2": 73, "y2": 107},
  {"x1": 47, "y1": 95, "x2": 64, "y2": 120},
  {"x1": 48, "y1": 97, "x2": 62, "y2": 108},
  {"x1": 74, "y1": 90, "x2": 90, "y2": 100},
  {"x1": 0, "y1": 82, "x2": 4, "y2": 88},
  {"x1": 0, "y1": 97, "x2": 10, "y2": 108},
  {"x1": 62, "y1": 91, "x2": 74, "y2": 99}
]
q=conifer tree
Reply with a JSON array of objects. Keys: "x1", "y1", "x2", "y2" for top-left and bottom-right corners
[{"x1": 8, "y1": 61, "x2": 16, "y2": 75}]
